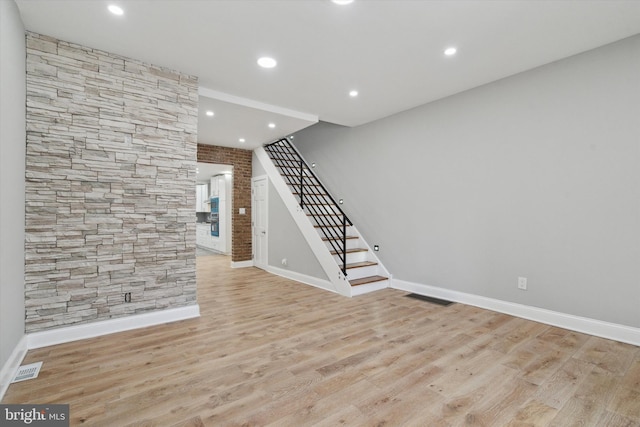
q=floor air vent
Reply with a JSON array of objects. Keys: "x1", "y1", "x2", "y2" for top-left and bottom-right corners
[
  {"x1": 405, "y1": 293, "x2": 454, "y2": 306},
  {"x1": 12, "y1": 361, "x2": 43, "y2": 383}
]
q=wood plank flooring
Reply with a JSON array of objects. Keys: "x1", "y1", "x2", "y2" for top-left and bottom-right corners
[{"x1": 3, "y1": 255, "x2": 640, "y2": 426}]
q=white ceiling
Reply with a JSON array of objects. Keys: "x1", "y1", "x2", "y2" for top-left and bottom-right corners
[{"x1": 16, "y1": 0, "x2": 640, "y2": 149}]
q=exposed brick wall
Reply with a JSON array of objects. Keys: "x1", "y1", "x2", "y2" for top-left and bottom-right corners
[
  {"x1": 24, "y1": 32, "x2": 198, "y2": 333},
  {"x1": 197, "y1": 144, "x2": 252, "y2": 262}
]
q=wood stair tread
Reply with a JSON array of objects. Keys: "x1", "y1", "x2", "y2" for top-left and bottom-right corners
[
  {"x1": 314, "y1": 223, "x2": 350, "y2": 229},
  {"x1": 349, "y1": 275, "x2": 387, "y2": 286},
  {"x1": 323, "y1": 236, "x2": 358, "y2": 241},
  {"x1": 342, "y1": 261, "x2": 378, "y2": 269},
  {"x1": 330, "y1": 247, "x2": 367, "y2": 255}
]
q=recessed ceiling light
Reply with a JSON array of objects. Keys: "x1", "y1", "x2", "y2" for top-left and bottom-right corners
[
  {"x1": 257, "y1": 57, "x2": 277, "y2": 68},
  {"x1": 332, "y1": 0, "x2": 354, "y2": 4},
  {"x1": 444, "y1": 47, "x2": 457, "y2": 56},
  {"x1": 239, "y1": 138, "x2": 246, "y2": 143},
  {"x1": 268, "y1": 123, "x2": 276, "y2": 129},
  {"x1": 205, "y1": 111, "x2": 214, "y2": 117},
  {"x1": 108, "y1": 4, "x2": 124, "y2": 15},
  {"x1": 349, "y1": 90, "x2": 359, "y2": 97}
]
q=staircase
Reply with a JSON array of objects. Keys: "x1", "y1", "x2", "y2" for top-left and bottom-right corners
[{"x1": 263, "y1": 138, "x2": 389, "y2": 296}]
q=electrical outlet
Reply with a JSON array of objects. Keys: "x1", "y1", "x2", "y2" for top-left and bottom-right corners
[{"x1": 517, "y1": 277, "x2": 527, "y2": 290}]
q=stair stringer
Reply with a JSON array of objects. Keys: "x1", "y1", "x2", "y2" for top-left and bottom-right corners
[
  {"x1": 346, "y1": 224, "x2": 392, "y2": 296},
  {"x1": 254, "y1": 146, "x2": 352, "y2": 297}
]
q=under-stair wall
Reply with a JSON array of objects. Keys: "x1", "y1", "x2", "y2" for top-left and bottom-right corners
[{"x1": 265, "y1": 178, "x2": 331, "y2": 284}]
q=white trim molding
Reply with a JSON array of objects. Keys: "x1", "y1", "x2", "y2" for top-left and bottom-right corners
[
  {"x1": 264, "y1": 265, "x2": 338, "y2": 295},
  {"x1": 231, "y1": 260, "x2": 254, "y2": 268},
  {"x1": 392, "y1": 279, "x2": 640, "y2": 347},
  {"x1": 0, "y1": 335, "x2": 28, "y2": 401},
  {"x1": 27, "y1": 305, "x2": 200, "y2": 350}
]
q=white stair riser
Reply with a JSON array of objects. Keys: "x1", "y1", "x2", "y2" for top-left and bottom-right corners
[
  {"x1": 350, "y1": 279, "x2": 389, "y2": 296},
  {"x1": 310, "y1": 217, "x2": 351, "y2": 228},
  {"x1": 314, "y1": 227, "x2": 356, "y2": 237},
  {"x1": 305, "y1": 205, "x2": 349, "y2": 219},
  {"x1": 333, "y1": 251, "x2": 368, "y2": 264},
  {"x1": 345, "y1": 264, "x2": 380, "y2": 280},
  {"x1": 293, "y1": 193, "x2": 333, "y2": 201},
  {"x1": 323, "y1": 239, "x2": 360, "y2": 251},
  {"x1": 287, "y1": 186, "x2": 329, "y2": 196}
]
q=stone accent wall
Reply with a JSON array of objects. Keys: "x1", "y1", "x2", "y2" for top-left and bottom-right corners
[
  {"x1": 25, "y1": 32, "x2": 198, "y2": 333},
  {"x1": 197, "y1": 144, "x2": 252, "y2": 262}
]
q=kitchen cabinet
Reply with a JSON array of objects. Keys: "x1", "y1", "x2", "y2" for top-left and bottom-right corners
[
  {"x1": 196, "y1": 224, "x2": 213, "y2": 249},
  {"x1": 210, "y1": 177, "x2": 218, "y2": 197},
  {"x1": 196, "y1": 223, "x2": 225, "y2": 253},
  {"x1": 195, "y1": 184, "x2": 209, "y2": 212},
  {"x1": 210, "y1": 175, "x2": 227, "y2": 200}
]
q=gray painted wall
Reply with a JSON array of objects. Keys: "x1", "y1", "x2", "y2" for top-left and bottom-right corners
[
  {"x1": 267, "y1": 180, "x2": 328, "y2": 280},
  {"x1": 293, "y1": 35, "x2": 640, "y2": 328},
  {"x1": 0, "y1": 0, "x2": 27, "y2": 369}
]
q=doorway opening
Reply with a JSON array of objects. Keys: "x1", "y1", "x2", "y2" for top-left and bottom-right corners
[{"x1": 196, "y1": 162, "x2": 233, "y2": 256}]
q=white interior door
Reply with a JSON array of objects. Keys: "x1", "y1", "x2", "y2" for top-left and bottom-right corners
[{"x1": 252, "y1": 176, "x2": 268, "y2": 268}]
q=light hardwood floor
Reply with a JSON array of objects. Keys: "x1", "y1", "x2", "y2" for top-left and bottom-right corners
[{"x1": 3, "y1": 255, "x2": 640, "y2": 426}]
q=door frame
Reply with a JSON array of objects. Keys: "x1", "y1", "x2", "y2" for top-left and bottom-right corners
[{"x1": 251, "y1": 175, "x2": 268, "y2": 269}]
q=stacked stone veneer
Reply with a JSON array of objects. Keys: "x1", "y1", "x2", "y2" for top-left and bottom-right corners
[
  {"x1": 24, "y1": 32, "x2": 198, "y2": 333},
  {"x1": 197, "y1": 144, "x2": 252, "y2": 262}
]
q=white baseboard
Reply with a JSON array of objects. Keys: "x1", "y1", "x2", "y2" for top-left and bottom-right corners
[
  {"x1": 265, "y1": 265, "x2": 339, "y2": 295},
  {"x1": 392, "y1": 279, "x2": 640, "y2": 347},
  {"x1": 27, "y1": 304, "x2": 200, "y2": 350},
  {"x1": 0, "y1": 335, "x2": 28, "y2": 401},
  {"x1": 231, "y1": 260, "x2": 254, "y2": 268}
]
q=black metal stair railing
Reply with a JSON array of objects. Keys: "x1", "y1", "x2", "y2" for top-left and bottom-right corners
[{"x1": 264, "y1": 138, "x2": 352, "y2": 276}]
